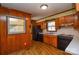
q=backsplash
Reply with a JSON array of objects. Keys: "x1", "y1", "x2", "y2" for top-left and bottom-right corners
[{"x1": 43, "y1": 26, "x2": 79, "y2": 39}]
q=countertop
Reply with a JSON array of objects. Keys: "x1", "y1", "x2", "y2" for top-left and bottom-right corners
[
  {"x1": 39, "y1": 32, "x2": 58, "y2": 35},
  {"x1": 65, "y1": 36, "x2": 79, "y2": 55}
]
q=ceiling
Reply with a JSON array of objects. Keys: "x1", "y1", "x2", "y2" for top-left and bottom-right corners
[{"x1": 1, "y1": 3, "x2": 73, "y2": 20}]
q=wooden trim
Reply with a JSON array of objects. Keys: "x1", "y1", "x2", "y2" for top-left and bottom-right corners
[{"x1": 37, "y1": 8, "x2": 75, "y2": 21}]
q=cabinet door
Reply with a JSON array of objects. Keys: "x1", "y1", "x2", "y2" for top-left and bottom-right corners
[
  {"x1": 64, "y1": 15, "x2": 74, "y2": 24},
  {"x1": 73, "y1": 14, "x2": 79, "y2": 30},
  {"x1": 75, "y1": 3, "x2": 79, "y2": 11},
  {"x1": 59, "y1": 17, "x2": 65, "y2": 25},
  {"x1": 50, "y1": 35, "x2": 57, "y2": 48},
  {"x1": 44, "y1": 35, "x2": 50, "y2": 44},
  {"x1": 44, "y1": 35, "x2": 57, "y2": 47},
  {"x1": 55, "y1": 18, "x2": 61, "y2": 29}
]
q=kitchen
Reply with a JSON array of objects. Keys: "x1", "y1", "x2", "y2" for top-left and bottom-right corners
[
  {"x1": 33, "y1": 8, "x2": 79, "y2": 54},
  {"x1": 0, "y1": 3, "x2": 79, "y2": 55}
]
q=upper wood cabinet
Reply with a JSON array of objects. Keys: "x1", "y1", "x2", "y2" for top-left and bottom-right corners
[
  {"x1": 73, "y1": 13, "x2": 79, "y2": 30},
  {"x1": 55, "y1": 18, "x2": 62, "y2": 29},
  {"x1": 64, "y1": 15, "x2": 74, "y2": 24},
  {"x1": 59, "y1": 16, "x2": 65, "y2": 25},
  {"x1": 75, "y1": 3, "x2": 79, "y2": 11},
  {"x1": 55, "y1": 16, "x2": 65, "y2": 29},
  {"x1": 55, "y1": 14, "x2": 74, "y2": 28},
  {"x1": 36, "y1": 21, "x2": 46, "y2": 30}
]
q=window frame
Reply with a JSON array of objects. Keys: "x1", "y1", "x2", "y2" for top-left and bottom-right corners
[
  {"x1": 47, "y1": 20, "x2": 56, "y2": 32},
  {"x1": 7, "y1": 16, "x2": 26, "y2": 35}
]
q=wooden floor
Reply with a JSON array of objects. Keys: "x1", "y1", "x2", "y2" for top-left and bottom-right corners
[{"x1": 10, "y1": 41, "x2": 71, "y2": 55}]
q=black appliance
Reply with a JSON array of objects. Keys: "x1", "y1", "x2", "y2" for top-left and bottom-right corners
[
  {"x1": 57, "y1": 34, "x2": 73, "y2": 51},
  {"x1": 32, "y1": 25, "x2": 43, "y2": 42}
]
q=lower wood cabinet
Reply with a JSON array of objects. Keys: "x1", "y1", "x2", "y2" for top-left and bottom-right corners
[{"x1": 43, "y1": 34, "x2": 57, "y2": 48}]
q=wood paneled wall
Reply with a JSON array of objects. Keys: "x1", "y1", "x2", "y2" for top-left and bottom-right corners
[{"x1": 0, "y1": 7, "x2": 32, "y2": 54}]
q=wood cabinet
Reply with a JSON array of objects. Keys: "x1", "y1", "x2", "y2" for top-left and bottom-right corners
[
  {"x1": 43, "y1": 35, "x2": 50, "y2": 44},
  {"x1": 64, "y1": 15, "x2": 74, "y2": 24},
  {"x1": 73, "y1": 13, "x2": 79, "y2": 30},
  {"x1": 75, "y1": 3, "x2": 79, "y2": 11},
  {"x1": 50, "y1": 35, "x2": 57, "y2": 48},
  {"x1": 55, "y1": 16, "x2": 65, "y2": 29},
  {"x1": 43, "y1": 34, "x2": 57, "y2": 48},
  {"x1": 55, "y1": 14, "x2": 74, "y2": 29},
  {"x1": 58, "y1": 16, "x2": 65, "y2": 26},
  {"x1": 36, "y1": 21, "x2": 46, "y2": 30},
  {"x1": 55, "y1": 18, "x2": 61, "y2": 29}
]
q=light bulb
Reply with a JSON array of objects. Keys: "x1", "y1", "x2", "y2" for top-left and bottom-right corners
[{"x1": 40, "y1": 4, "x2": 48, "y2": 10}]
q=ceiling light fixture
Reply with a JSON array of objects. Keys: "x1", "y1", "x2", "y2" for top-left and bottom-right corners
[{"x1": 40, "y1": 4, "x2": 48, "y2": 10}]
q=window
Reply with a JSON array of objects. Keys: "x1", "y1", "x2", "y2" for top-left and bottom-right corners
[
  {"x1": 8, "y1": 17, "x2": 26, "y2": 34},
  {"x1": 47, "y1": 21, "x2": 56, "y2": 31}
]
